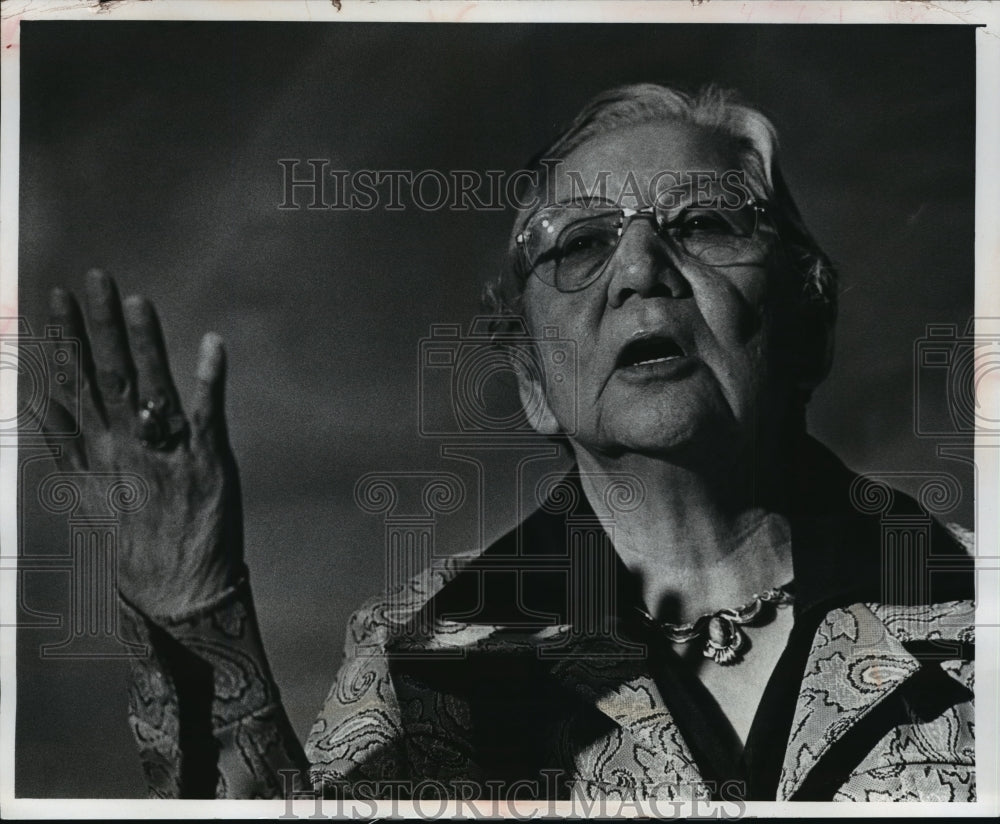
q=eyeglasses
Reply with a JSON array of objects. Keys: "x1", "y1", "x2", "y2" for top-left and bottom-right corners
[{"x1": 515, "y1": 199, "x2": 772, "y2": 293}]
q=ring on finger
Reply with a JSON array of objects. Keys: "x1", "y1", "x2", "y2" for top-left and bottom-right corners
[{"x1": 136, "y1": 398, "x2": 188, "y2": 451}]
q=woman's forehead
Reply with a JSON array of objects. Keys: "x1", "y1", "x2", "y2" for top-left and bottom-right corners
[{"x1": 553, "y1": 119, "x2": 739, "y2": 206}]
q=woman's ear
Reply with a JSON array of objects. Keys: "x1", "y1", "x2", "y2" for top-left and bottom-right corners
[{"x1": 513, "y1": 354, "x2": 562, "y2": 436}]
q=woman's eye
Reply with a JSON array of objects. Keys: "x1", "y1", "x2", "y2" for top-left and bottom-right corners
[
  {"x1": 661, "y1": 209, "x2": 741, "y2": 238},
  {"x1": 678, "y1": 212, "x2": 732, "y2": 234},
  {"x1": 559, "y1": 231, "x2": 613, "y2": 259}
]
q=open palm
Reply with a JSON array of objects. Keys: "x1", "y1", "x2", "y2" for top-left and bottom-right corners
[{"x1": 43, "y1": 270, "x2": 244, "y2": 618}]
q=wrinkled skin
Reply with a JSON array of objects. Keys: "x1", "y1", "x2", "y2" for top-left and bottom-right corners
[{"x1": 43, "y1": 269, "x2": 243, "y2": 618}]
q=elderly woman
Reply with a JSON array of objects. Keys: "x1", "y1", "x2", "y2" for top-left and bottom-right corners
[{"x1": 43, "y1": 83, "x2": 974, "y2": 803}]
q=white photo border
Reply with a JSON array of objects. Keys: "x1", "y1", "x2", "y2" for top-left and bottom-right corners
[{"x1": 1, "y1": 0, "x2": 997, "y2": 819}]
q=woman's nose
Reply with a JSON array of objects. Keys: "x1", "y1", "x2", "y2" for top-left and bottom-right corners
[{"x1": 605, "y1": 220, "x2": 692, "y2": 309}]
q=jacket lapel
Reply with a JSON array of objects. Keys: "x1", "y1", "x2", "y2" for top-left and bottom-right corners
[
  {"x1": 388, "y1": 613, "x2": 705, "y2": 797},
  {"x1": 777, "y1": 599, "x2": 973, "y2": 799},
  {"x1": 409, "y1": 477, "x2": 707, "y2": 798},
  {"x1": 546, "y1": 634, "x2": 706, "y2": 798},
  {"x1": 388, "y1": 448, "x2": 976, "y2": 799}
]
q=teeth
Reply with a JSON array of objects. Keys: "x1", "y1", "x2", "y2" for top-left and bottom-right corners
[
  {"x1": 618, "y1": 335, "x2": 686, "y2": 369},
  {"x1": 634, "y1": 355, "x2": 680, "y2": 366}
]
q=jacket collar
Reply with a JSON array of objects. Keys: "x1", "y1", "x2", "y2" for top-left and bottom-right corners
[
  {"x1": 777, "y1": 598, "x2": 975, "y2": 800},
  {"x1": 387, "y1": 596, "x2": 974, "y2": 798},
  {"x1": 387, "y1": 435, "x2": 974, "y2": 796},
  {"x1": 387, "y1": 614, "x2": 707, "y2": 798}
]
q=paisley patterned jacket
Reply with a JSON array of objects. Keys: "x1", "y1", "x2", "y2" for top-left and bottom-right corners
[
  {"x1": 122, "y1": 438, "x2": 975, "y2": 802},
  {"x1": 304, "y1": 443, "x2": 976, "y2": 803}
]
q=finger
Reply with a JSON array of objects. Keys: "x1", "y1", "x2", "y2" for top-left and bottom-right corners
[
  {"x1": 122, "y1": 296, "x2": 185, "y2": 422},
  {"x1": 48, "y1": 286, "x2": 106, "y2": 428},
  {"x1": 190, "y1": 332, "x2": 229, "y2": 452},
  {"x1": 41, "y1": 398, "x2": 88, "y2": 471},
  {"x1": 83, "y1": 269, "x2": 136, "y2": 426}
]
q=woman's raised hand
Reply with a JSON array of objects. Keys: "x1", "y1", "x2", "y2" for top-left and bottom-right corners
[{"x1": 43, "y1": 269, "x2": 245, "y2": 619}]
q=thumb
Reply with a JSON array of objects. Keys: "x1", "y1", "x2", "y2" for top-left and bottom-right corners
[{"x1": 190, "y1": 332, "x2": 229, "y2": 451}]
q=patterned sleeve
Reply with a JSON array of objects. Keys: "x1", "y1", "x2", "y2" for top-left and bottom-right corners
[
  {"x1": 301, "y1": 548, "x2": 480, "y2": 795},
  {"x1": 119, "y1": 574, "x2": 311, "y2": 798},
  {"x1": 304, "y1": 596, "x2": 408, "y2": 796}
]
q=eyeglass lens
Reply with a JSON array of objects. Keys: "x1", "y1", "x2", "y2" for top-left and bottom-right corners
[{"x1": 522, "y1": 203, "x2": 764, "y2": 292}]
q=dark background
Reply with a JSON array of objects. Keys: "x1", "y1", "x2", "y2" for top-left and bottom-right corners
[{"x1": 16, "y1": 22, "x2": 975, "y2": 797}]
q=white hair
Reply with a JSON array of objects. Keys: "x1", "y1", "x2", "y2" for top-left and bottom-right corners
[{"x1": 483, "y1": 83, "x2": 838, "y2": 342}]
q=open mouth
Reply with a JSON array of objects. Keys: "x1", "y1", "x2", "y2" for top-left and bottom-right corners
[{"x1": 616, "y1": 335, "x2": 687, "y2": 369}]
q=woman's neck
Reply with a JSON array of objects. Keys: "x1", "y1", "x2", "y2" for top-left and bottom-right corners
[{"x1": 574, "y1": 445, "x2": 795, "y2": 624}]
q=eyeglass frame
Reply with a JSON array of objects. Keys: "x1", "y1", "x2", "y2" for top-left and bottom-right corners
[{"x1": 514, "y1": 197, "x2": 775, "y2": 294}]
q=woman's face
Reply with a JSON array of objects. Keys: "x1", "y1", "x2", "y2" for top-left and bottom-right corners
[{"x1": 518, "y1": 119, "x2": 791, "y2": 463}]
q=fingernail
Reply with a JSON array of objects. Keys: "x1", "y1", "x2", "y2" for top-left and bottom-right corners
[
  {"x1": 85, "y1": 268, "x2": 107, "y2": 288},
  {"x1": 85, "y1": 269, "x2": 116, "y2": 301},
  {"x1": 197, "y1": 333, "x2": 225, "y2": 382},
  {"x1": 122, "y1": 295, "x2": 151, "y2": 323}
]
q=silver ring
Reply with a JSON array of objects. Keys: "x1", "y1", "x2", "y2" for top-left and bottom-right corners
[{"x1": 136, "y1": 399, "x2": 187, "y2": 451}]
